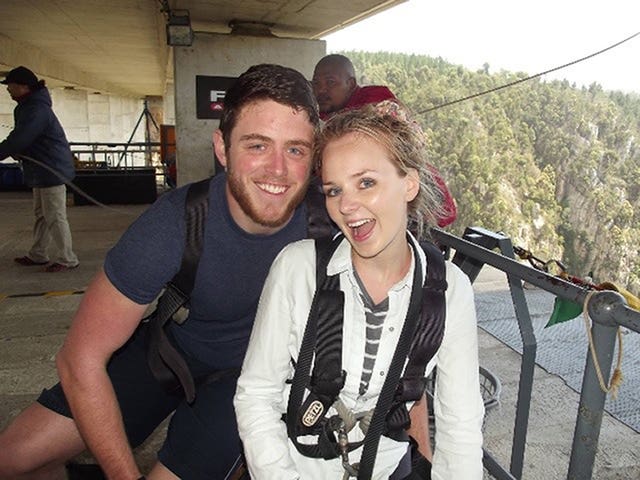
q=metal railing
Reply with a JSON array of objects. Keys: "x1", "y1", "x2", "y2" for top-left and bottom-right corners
[
  {"x1": 69, "y1": 141, "x2": 172, "y2": 187},
  {"x1": 430, "y1": 226, "x2": 640, "y2": 480}
]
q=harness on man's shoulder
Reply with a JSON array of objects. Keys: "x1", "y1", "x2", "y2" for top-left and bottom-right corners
[
  {"x1": 145, "y1": 175, "x2": 333, "y2": 404},
  {"x1": 285, "y1": 234, "x2": 447, "y2": 479}
]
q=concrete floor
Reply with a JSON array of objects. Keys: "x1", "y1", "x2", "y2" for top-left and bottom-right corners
[{"x1": 1, "y1": 189, "x2": 638, "y2": 479}]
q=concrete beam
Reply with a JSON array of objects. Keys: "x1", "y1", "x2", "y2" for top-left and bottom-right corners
[{"x1": 0, "y1": 33, "x2": 143, "y2": 98}]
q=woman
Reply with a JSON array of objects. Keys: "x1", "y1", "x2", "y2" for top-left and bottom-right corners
[{"x1": 234, "y1": 108, "x2": 484, "y2": 479}]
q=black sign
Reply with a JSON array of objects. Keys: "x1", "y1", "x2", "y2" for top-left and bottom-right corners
[{"x1": 195, "y1": 75, "x2": 237, "y2": 119}]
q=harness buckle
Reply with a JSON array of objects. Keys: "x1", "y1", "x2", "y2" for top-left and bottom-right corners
[{"x1": 395, "y1": 376, "x2": 428, "y2": 401}]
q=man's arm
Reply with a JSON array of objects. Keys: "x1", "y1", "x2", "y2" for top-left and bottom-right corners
[
  {"x1": 408, "y1": 393, "x2": 433, "y2": 461},
  {"x1": 0, "y1": 105, "x2": 49, "y2": 160},
  {"x1": 56, "y1": 268, "x2": 149, "y2": 479}
]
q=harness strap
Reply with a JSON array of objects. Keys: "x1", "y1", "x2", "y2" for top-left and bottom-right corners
[
  {"x1": 357, "y1": 239, "x2": 426, "y2": 480},
  {"x1": 287, "y1": 236, "x2": 344, "y2": 458},
  {"x1": 400, "y1": 241, "x2": 447, "y2": 392},
  {"x1": 146, "y1": 177, "x2": 210, "y2": 404},
  {"x1": 171, "y1": 178, "x2": 211, "y2": 293},
  {"x1": 383, "y1": 241, "x2": 447, "y2": 442},
  {"x1": 146, "y1": 284, "x2": 192, "y2": 397},
  {"x1": 146, "y1": 175, "x2": 334, "y2": 403},
  {"x1": 295, "y1": 285, "x2": 347, "y2": 459},
  {"x1": 298, "y1": 269, "x2": 344, "y2": 441},
  {"x1": 305, "y1": 175, "x2": 335, "y2": 240}
]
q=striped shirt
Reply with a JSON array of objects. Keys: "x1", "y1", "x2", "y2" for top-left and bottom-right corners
[{"x1": 353, "y1": 269, "x2": 389, "y2": 395}]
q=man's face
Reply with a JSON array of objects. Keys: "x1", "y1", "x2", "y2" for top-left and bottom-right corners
[
  {"x1": 6, "y1": 83, "x2": 29, "y2": 101},
  {"x1": 312, "y1": 63, "x2": 356, "y2": 114},
  {"x1": 214, "y1": 99, "x2": 314, "y2": 235}
]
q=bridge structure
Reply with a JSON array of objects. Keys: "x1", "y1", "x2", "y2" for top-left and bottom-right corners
[{"x1": 1, "y1": 0, "x2": 406, "y2": 185}]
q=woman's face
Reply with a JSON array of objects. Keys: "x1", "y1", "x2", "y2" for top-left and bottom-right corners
[{"x1": 321, "y1": 132, "x2": 419, "y2": 260}]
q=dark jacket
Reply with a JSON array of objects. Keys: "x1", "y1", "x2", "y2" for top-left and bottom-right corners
[{"x1": 0, "y1": 85, "x2": 75, "y2": 187}]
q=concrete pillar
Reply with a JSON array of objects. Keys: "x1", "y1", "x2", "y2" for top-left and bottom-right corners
[
  {"x1": 52, "y1": 87, "x2": 90, "y2": 142},
  {"x1": 163, "y1": 81, "x2": 175, "y2": 125},
  {"x1": 48, "y1": 88, "x2": 145, "y2": 145},
  {"x1": 114, "y1": 97, "x2": 146, "y2": 144},
  {"x1": 0, "y1": 89, "x2": 13, "y2": 145},
  {"x1": 87, "y1": 92, "x2": 112, "y2": 141},
  {"x1": 173, "y1": 33, "x2": 325, "y2": 186}
]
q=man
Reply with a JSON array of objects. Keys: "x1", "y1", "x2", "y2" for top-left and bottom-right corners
[
  {"x1": 0, "y1": 66, "x2": 79, "y2": 272},
  {"x1": 312, "y1": 54, "x2": 396, "y2": 121},
  {"x1": 312, "y1": 53, "x2": 457, "y2": 228},
  {"x1": 0, "y1": 64, "x2": 320, "y2": 480}
]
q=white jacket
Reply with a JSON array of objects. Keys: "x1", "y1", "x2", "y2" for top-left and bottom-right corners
[{"x1": 234, "y1": 235, "x2": 484, "y2": 479}]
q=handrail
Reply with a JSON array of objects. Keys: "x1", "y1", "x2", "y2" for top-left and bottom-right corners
[
  {"x1": 433, "y1": 226, "x2": 587, "y2": 302},
  {"x1": 69, "y1": 141, "x2": 175, "y2": 188},
  {"x1": 430, "y1": 226, "x2": 640, "y2": 480}
]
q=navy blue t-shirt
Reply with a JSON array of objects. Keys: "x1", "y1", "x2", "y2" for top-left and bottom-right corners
[{"x1": 104, "y1": 173, "x2": 309, "y2": 369}]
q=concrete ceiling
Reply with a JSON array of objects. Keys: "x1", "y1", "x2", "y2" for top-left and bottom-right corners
[{"x1": 0, "y1": 0, "x2": 406, "y2": 98}]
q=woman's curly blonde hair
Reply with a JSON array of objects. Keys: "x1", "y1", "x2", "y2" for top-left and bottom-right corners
[{"x1": 314, "y1": 104, "x2": 446, "y2": 239}]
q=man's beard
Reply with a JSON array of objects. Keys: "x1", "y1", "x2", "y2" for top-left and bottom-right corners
[{"x1": 227, "y1": 169, "x2": 309, "y2": 228}]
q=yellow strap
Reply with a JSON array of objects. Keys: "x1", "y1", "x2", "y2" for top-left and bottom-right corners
[
  {"x1": 595, "y1": 282, "x2": 640, "y2": 310},
  {"x1": 44, "y1": 290, "x2": 80, "y2": 297}
]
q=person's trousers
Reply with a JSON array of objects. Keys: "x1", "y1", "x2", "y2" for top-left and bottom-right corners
[{"x1": 28, "y1": 184, "x2": 79, "y2": 267}]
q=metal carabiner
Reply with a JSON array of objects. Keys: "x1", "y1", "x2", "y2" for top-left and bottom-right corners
[{"x1": 337, "y1": 421, "x2": 359, "y2": 479}]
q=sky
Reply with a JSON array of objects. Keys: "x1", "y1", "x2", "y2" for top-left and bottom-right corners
[{"x1": 323, "y1": 0, "x2": 640, "y2": 94}]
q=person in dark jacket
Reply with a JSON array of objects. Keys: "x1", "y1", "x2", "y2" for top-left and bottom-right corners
[{"x1": 0, "y1": 66, "x2": 79, "y2": 272}]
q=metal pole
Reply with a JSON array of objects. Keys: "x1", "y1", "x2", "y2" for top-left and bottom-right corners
[
  {"x1": 117, "y1": 100, "x2": 148, "y2": 167},
  {"x1": 438, "y1": 227, "x2": 539, "y2": 479},
  {"x1": 567, "y1": 290, "x2": 624, "y2": 480},
  {"x1": 496, "y1": 236, "x2": 536, "y2": 479},
  {"x1": 483, "y1": 450, "x2": 518, "y2": 480}
]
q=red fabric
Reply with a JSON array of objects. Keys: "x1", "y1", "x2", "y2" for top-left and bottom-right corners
[
  {"x1": 344, "y1": 85, "x2": 397, "y2": 111},
  {"x1": 320, "y1": 86, "x2": 397, "y2": 121},
  {"x1": 430, "y1": 166, "x2": 457, "y2": 228}
]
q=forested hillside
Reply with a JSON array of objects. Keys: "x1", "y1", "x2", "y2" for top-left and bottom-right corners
[{"x1": 344, "y1": 51, "x2": 640, "y2": 293}]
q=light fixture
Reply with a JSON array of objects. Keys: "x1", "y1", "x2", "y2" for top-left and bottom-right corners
[{"x1": 166, "y1": 10, "x2": 193, "y2": 46}]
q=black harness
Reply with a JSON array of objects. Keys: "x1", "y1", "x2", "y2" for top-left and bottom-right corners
[
  {"x1": 286, "y1": 235, "x2": 447, "y2": 479},
  {"x1": 144, "y1": 176, "x2": 446, "y2": 479}
]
